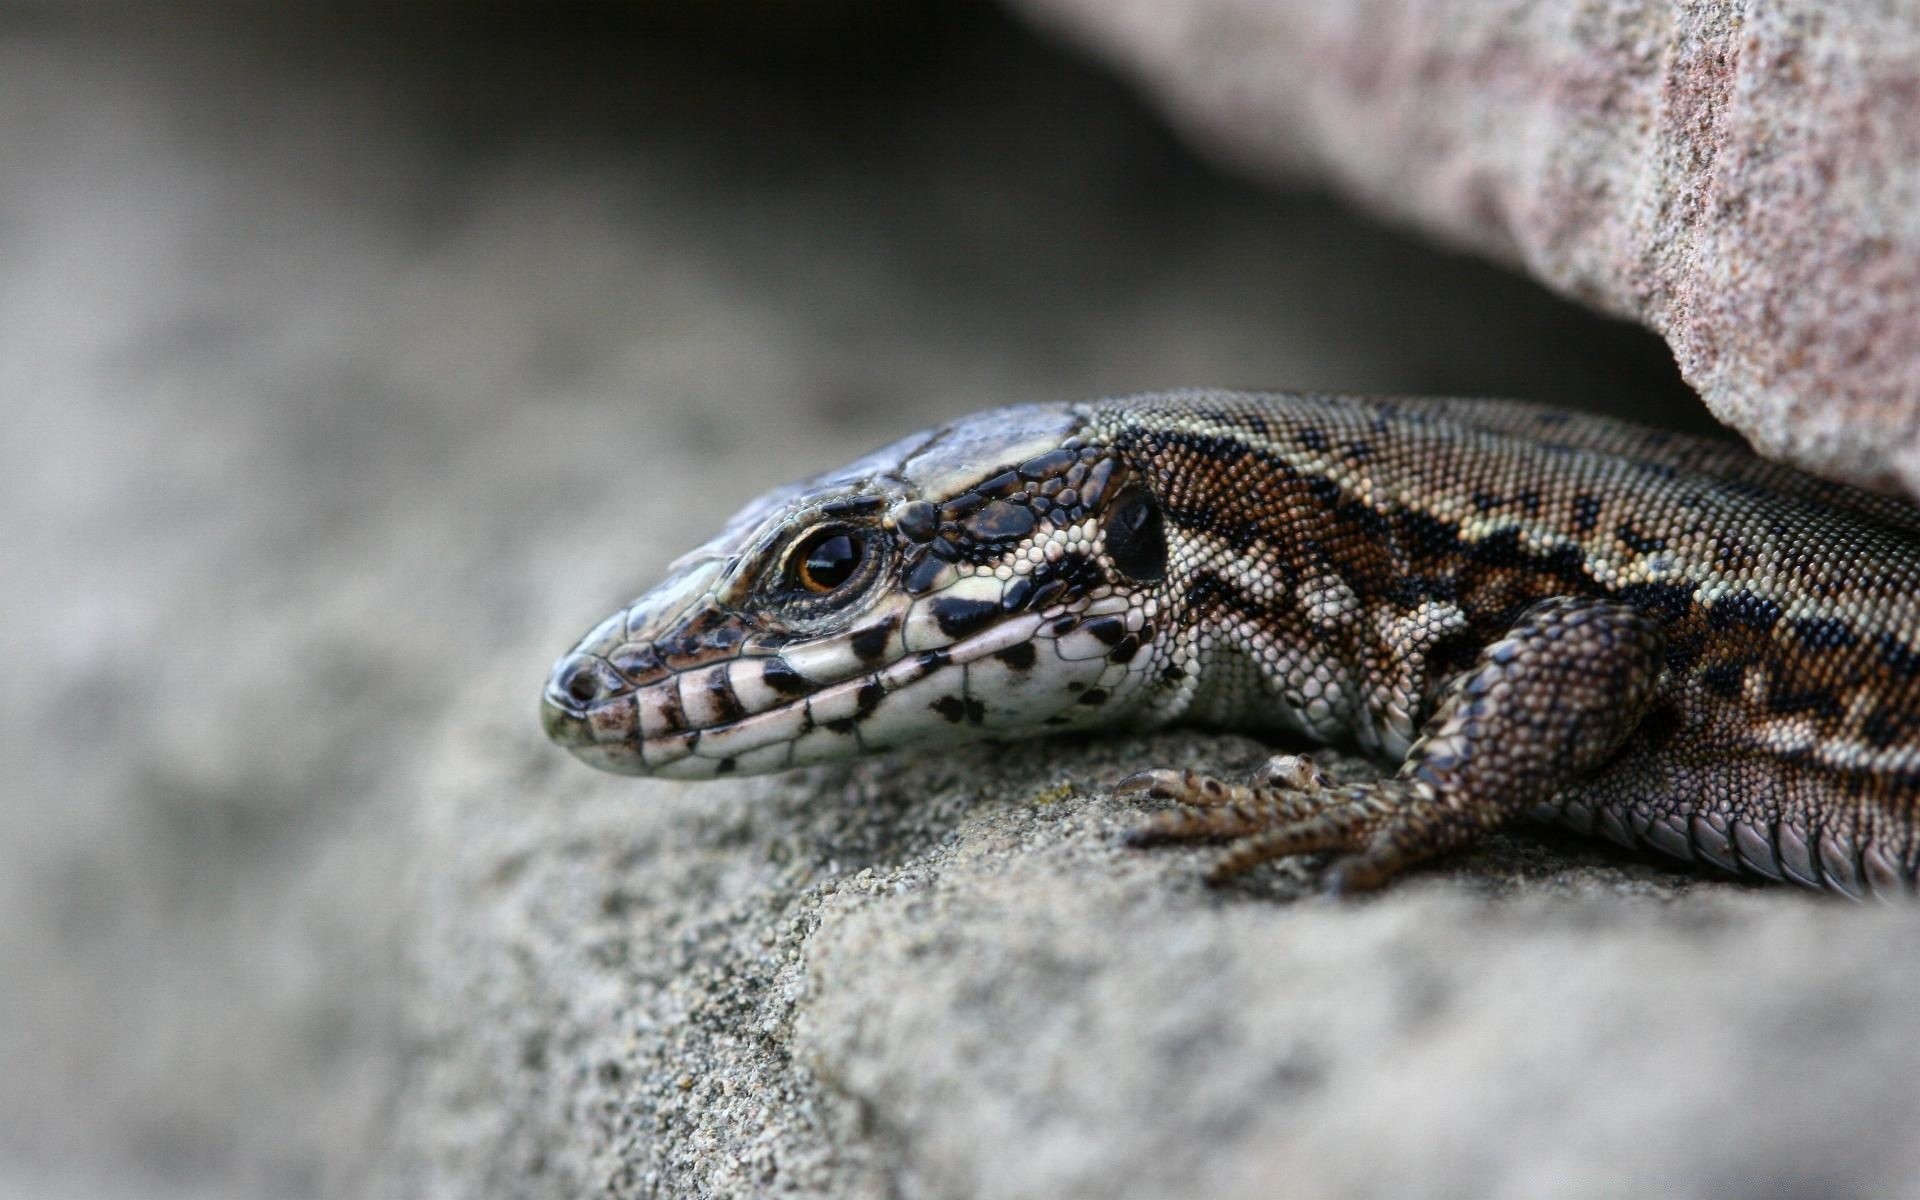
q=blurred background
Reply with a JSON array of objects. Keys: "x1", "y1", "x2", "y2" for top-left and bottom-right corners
[{"x1": 1, "y1": 3, "x2": 1709, "y2": 1196}]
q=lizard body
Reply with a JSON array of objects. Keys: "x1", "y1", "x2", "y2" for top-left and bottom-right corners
[{"x1": 543, "y1": 391, "x2": 1920, "y2": 896}]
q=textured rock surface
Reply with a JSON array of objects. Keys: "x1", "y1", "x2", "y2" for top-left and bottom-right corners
[
  {"x1": 7, "y1": 9, "x2": 1920, "y2": 1200},
  {"x1": 1014, "y1": 0, "x2": 1920, "y2": 496}
]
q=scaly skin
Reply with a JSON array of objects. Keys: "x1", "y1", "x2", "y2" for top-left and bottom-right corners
[{"x1": 543, "y1": 391, "x2": 1920, "y2": 896}]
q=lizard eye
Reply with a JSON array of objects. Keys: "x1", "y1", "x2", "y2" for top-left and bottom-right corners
[
  {"x1": 1103, "y1": 487, "x2": 1167, "y2": 582},
  {"x1": 788, "y1": 527, "x2": 867, "y2": 595}
]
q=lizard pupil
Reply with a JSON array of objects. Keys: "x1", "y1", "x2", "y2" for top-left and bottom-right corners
[
  {"x1": 1104, "y1": 488, "x2": 1167, "y2": 582},
  {"x1": 796, "y1": 530, "x2": 863, "y2": 593}
]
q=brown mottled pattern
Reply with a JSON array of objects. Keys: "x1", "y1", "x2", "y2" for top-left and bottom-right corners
[{"x1": 546, "y1": 390, "x2": 1920, "y2": 897}]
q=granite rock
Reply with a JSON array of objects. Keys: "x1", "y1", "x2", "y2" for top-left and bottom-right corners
[{"x1": 1015, "y1": 0, "x2": 1920, "y2": 495}]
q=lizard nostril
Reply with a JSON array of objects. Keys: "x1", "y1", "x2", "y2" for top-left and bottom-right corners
[{"x1": 558, "y1": 656, "x2": 608, "y2": 706}]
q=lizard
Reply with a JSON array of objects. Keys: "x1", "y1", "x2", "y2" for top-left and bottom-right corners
[{"x1": 541, "y1": 390, "x2": 1920, "y2": 897}]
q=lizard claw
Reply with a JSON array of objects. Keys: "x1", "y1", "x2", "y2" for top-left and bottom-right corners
[
  {"x1": 1113, "y1": 767, "x2": 1243, "y2": 806},
  {"x1": 1252, "y1": 753, "x2": 1332, "y2": 791},
  {"x1": 1112, "y1": 768, "x2": 1172, "y2": 798}
]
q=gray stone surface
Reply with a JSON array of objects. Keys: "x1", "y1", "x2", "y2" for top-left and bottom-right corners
[
  {"x1": 1015, "y1": 0, "x2": 1920, "y2": 496},
  {"x1": 5, "y1": 9, "x2": 1918, "y2": 1200}
]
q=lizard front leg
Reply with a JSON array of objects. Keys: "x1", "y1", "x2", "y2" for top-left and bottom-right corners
[{"x1": 1120, "y1": 596, "x2": 1666, "y2": 892}]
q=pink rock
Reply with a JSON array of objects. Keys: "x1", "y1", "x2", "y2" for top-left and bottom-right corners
[{"x1": 1016, "y1": 0, "x2": 1920, "y2": 494}]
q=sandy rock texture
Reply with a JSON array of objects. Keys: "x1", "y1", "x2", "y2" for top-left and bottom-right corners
[
  {"x1": 1014, "y1": 0, "x2": 1920, "y2": 496},
  {"x1": 6, "y1": 8, "x2": 1918, "y2": 1200}
]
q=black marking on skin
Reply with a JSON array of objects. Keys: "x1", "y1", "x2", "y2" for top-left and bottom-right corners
[
  {"x1": 1001, "y1": 576, "x2": 1035, "y2": 612},
  {"x1": 1664, "y1": 631, "x2": 1708, "y2": 674},
  {"x1": 850, "y1": 616, "x2": 898, "y2": 663},
  {"x1": 1538, "y1": 543, "x2": 1592, "y2": 589},
  {"x1": 609, "y1": 642, "x2": 664, "y2": 682},
  {"x1": 1084, "y1": 616, "x2": 1127, "y2": 646},
  {"x1": 965, "y1": 500, "x2": 1037, "y2": 541},
  {"x1": 893, "y1": 500, "x2": 939, "y2": 542},
  {"x1": 1396, "y1": 508, "x2": 1458, "y2": 557},
  {"x1": 1388, "y1": 573, "x2": 1460, "y2": 607},
  {"x1": 1334, "y1": 498, "x2": 1392, "y2": 541},
  {"x1": 1027, "y1": 554, "x2": 1103, "y2": 605},
  {"x1": 819, "y1": 496, "x2": 885, "y2": 519},
  {"x1": 676, "y1": 606, "x2": 748, "y2": 654},
  {"x1": 1707, "y1": 591, "x2": 1783, "y2": 632},
  {"x1": 1767, "y1": 684, "x2": 1843, "y2": 719},
  {"x1": 931, "y1": 596, "x2": 1000, "y2": 639},
  {"x1": 1570, "y1": 494, "x2": 1602, "y2": 533},
  {"x1": 855, "y1": 680, "x2": 886, "y2": 718},
  {"x1": 715, "y1": 757, "x2": 737, "y2": 775},
  {"x1": 916, "y1": 648, "x2": 952, "y2": 672},
  {"x1": 1019, "y1": 448, "x2": 1078, "y2": 479},
  {"x1": 1028, "y1": 578, "x2": 1069, "y2": 610},
  {"x1": 904, "y1": 554, "x2": 948, "y2": 594},
  {"x1": 1513, "y1": 488, "x2": 1542, "y2": 516},
  {"x1": 1630, "y1": 710, "x2": 1689, "y2": 752},
  {"x1": 1471, "y1": 490, "x2": 1501, "y2": 512},
  {"x1": 1616, "y1": 581, "x2": 1695, "y2": 624},
  {"x1": 825, "y1": 717, "x2": 859, "y2": 735},
  {"x1": 1298, "y1": 427, "x2": 1328, "y2": 451},
  {"x1": 1343, "y1": 440, "x2": 1373, "y2": 462},
  {"x1": 1699, "y1": 662, "x2": 1744, "y2": 698},
  {"x1": 1792, "y1": 617, "x2": 1858, "y2": 650},
  {"x1": 940, "y1": 492, "x2": 987, "y2": 519},
  {"x1": 1306, "y1": 476, "x2": 1341, "y2": 504},
  {"x1": 704, "y1": 669, "x2": 744, "y2": 723},
  {"x1": 762, "y1": 658, "x2": 811, "y2": 696},
  {"x1": 655, "y1": 683, "x2": 687, "y2": 733},
  {"x1": 1108, "y1": 635, "x2": 1140, "y2": 664},
  {"x1": 929, "y1": 538, "x2": 962, "y2": 562},
  {"x1": 1156, "y1": 495, "x2": 1259, "y2": 555},
  {"x1": 1079, "y1": 457, "x2": 1119, "y2": 506},
  {"x1": 1616, "y1": 521, "x2": 1669, "y2": 554},
  {"x1": 994, "y1": 642, "x2": 1037, "y2": 670},
  {"x1": 976, "y1": 470, "x2": 1021, "y2": 497},
  {"x1": 931, "y1": 695, "x2": 987, "y2": 724},
  {"x1": 1864, "y1": 706, "x2": 1912, "y2": 749},
  {"x1": 1052, "y1": 616, "x2": 1079, "y2": 636},
  {"x1": 1177, "y1": 571, "x2": 1317, "y2": 662},
  {"x1": 1468, "y1": 527, "x2": 1528, "y2": 568},
  {"x1": 1878, "y1": 633, "x2": 1920, "y2": 680}
]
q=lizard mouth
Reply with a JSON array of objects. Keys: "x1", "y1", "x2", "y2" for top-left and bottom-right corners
[{"x1": 542, "y1": 607, "x2": 1125, "y2": 779}]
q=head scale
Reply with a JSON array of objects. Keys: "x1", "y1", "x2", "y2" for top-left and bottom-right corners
[{"x1": 542, "y1": 402, "x2": 1179, "y2": 778}]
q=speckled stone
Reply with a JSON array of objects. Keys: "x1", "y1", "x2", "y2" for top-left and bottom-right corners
[{"x1": 1014, "y1": 0, "x2": 1920, "y2": 496}]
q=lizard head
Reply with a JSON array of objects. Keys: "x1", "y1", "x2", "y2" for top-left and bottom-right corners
[{"x1": 542, "y1": 402, "x2": 1181, "y2": 778}]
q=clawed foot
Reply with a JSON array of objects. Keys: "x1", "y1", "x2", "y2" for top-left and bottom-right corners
[{"x1": 1117, "y1": 755, "x2": 1428, "y2": 893}]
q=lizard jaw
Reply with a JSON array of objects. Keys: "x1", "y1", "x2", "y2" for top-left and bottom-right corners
[{"x1": 542, "y1": 605, "x2": 1137, "y2": 780}]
